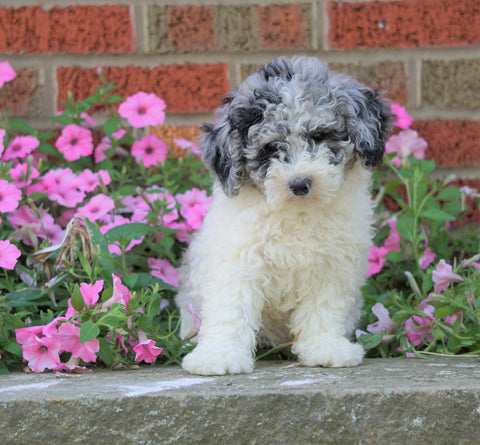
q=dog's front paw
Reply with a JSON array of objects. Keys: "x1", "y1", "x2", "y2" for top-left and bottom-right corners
[
  {"x1": 182, "y1": 343, "x2": 254, "y2": 376},
  {"x1": 294, "y1": 336, "x2": 364, "y2": 368}
]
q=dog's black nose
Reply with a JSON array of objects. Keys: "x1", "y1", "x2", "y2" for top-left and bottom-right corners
[{"x1": 289, "y1": 178, "x2": 312, "y2": 196}]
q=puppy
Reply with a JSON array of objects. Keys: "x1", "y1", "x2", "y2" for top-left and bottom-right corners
[{"x1": 176, "y1": 56, "x2": 391, "y2": 375}]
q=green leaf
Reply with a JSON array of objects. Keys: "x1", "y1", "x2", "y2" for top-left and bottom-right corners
[
  {"x1": 0, "y1": 361, "x2": 9, "y2": 374},
  {"x1": 421, "y1": 208, "x2": 456, "y2": 222},
  {"x1": 6, "y1": 289, "x2": 46, "y2": 308},
  {"x1": 4, "y1": 338, "x2": 22, "y2": 357},
  {"x1": 437, "y1": 187, "x2": 461, "y2": 201},
  {"x1": 384, "y1": 251, "x2": 404, "y2": 263},
  {"x1": 8, "y1": 119, "x2": 35, "y2": 134},
  {"x1": 78, "y1": 252, "x2": 92, "y2": 279},
  {"x1": 395, "y1": 215, "x2": 414, "y2": 242},
  {"x1": 103, "y1": 117, "x2": 120, "y2": 138},
  {"x1": 357, "y1": 332, "x2": 383, "y2": 349},
  {"x1": 71, "y1": 284, "x2": 85, "y2": 312},
  {"x1": 97, "y1": 337, "x2": 114, "y2": 367},
  {"x1": 79, "y1": 321, "x2": 100, "y2": 343},
  {"x1": 104, "y1": 223, "x2": 154, "y2": 244},
  {"x1": 37, "y1": 142, "x2": 60, "y2": 156}
]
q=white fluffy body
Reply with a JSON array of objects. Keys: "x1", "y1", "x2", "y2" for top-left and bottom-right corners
[{"x1": 176, "y1": 56, "x2": 391, "y2": 375}]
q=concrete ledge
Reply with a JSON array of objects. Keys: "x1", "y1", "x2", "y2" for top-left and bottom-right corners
[{"x1": 2, "y1": 357, "x2": 480, "y2": 444}]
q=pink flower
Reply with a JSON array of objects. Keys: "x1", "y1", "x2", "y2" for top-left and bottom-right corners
[
  {"x1": 385, "y1": 130, "x2": 428, "y2": 166},
  {"x1": 0, "y1": 179, "x2": 22, "y2": 212},
  {"x1": 131, "y1": 135, "x2": 168, "y2": 168},
  {"x1": 419, "y1": 247, "x2": 436, "y2": 270},
  {"x1": 367, "y1": 303, "x2": 400, "y2": 336},
  {"x1": 38, "y1": 168, "x2": 86, "y2": 208},
  {"x1": 55, "y1": 322, "x2": 99, "y2": 363},
  {"x1": 432, "y1": 259, "x2": 465, "y2": 293},
  {"x1": 101, "y1": 274, "x2": 131, "y2": 309},
  {"x1": 133, "y1": 190, "x2": 178, "y2": 225},
  {"x1": 66, "y1": 280, "x2": 104, "y2": 317},
  {"x1": 2, "y1": 135, "x2": 40, "y2": 161},
  {"x1": 0, "y1": 240, "x2": 21, "y2": 269},
  {"x1": 366, "y1": 246, "x2": 389, "y2": 278},
  {"x1": 55, "y1": 124, "x2": 93, "y2": 161},
  {"x1": 173, "y1": 138, "x2": 201, "y2": 155},
  {"x1": 94, "y1": 129, "x2": 126, "y2": 163},
  {"x1": 391, "y1": 103, "x2": 413, "y2": 130},
  {"x1": 77, "y1": 169, "x2": 111, "y2": 193},
  {"x1": 167, "y1": 221, "x2": 190, "y2": 242},
  {"x1": 186, "y1": 303, "x2": 202, "y2": 339},
  {"x1": 176, "y1": 188, "x2": 212, "y2": 231},
  {"x1": 76, "y1": 194, "x2": 115, "y2": 223},
  {"x1": 79, "y1": 112, "x2": 97, "y2": 128},
  {"x1": 0, "y1": 61, "x2": 16, "y2": 88},
  {"x1": 404, "y1": 299, "x2": 435, "y2": 347},
  {"x1": 9, "y1": 162, "x2": 40, "y2": 188},
  {"x1": 118, "y1": 92, "x2": 166, "y2": 128},
  {"x1": 148, "y1": 258, "x2": 178, "y2": 287},
  {"x1": 20, "y1": 334, "x2": 62, "y2": 373},
  {"x1": 382, "y1": 217, "x2": 401, "y2": 252},
  {"x1": 132, "y1": 330, "x2": 163, "y2": 363},
  {"x1": 460, "y1": 186, "x2": 478, "y2": 198}
]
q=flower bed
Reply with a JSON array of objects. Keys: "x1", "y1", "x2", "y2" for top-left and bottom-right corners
[{"x1": 0, "y1": 61, "x2": 479, "y2": 373}]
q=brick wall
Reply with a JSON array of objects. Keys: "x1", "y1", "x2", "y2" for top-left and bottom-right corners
[{"x1": 2, "y1": 1, "x2": 480, "y2": 189}]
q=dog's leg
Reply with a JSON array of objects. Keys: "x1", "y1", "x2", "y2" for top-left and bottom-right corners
[
  {"x1": 181, "y1": 278, "x2": 263, "y2": 375},
  {"x1": 290, "y1": 287, "x2": 365, "y2": 368}
]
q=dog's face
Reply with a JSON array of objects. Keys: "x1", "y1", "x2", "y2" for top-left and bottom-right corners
[{"x1": 201, "y1": 56, "x2": 392, "y2": 207}]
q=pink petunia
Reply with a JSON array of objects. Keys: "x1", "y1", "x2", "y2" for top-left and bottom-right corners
[
  {"x1": 55, "y1": 124, "x2": 94, "y2": 161},
  {"x1": 118, "y1": 92, "x2": 166, "y2": 128},
  {"x1": 37, "y1": 168, "x2": 86, "y2": 208},
  {"x1": 382, "y1": 217, "x2": 401, "y2": 253},
  {"x1": 186, "y1": 303, "x2": 202, "y2": 339},
  {"x1": 20, "y1": 334, "x2": 62, "y2": 373},
  {"x1": 0, "y1": 61, "x2": 16, "y2": 88},
  {"x1": 9, "y1": 162, "x2": 40, "y2": 188},
  {"x1": 404, "y1": 299, "x2": 436, "y2": 347},
  {"x1": 131, "y1": 135, "x2": 168, "y2": 168},
  {"x1": 75, "y1": 194, "x2": 115, "y2": 223},
  {"x1": 419, "y1": 247, "x2": 436, "y2": 270},
  {"x1": 101, "y1": 274, "x2": 131, "y2": 309},
  {"x1": 54, "y1": 322, "x2": 99, "y2": 363},
  {"x1": 385, "y1": 130, "x2": 428, "y2": 166},
  {"x1": 132, "y1": 329, "x2": 163, "y2": 363},
  {"x1": 0, "y1": 240, "x2": 21, "y2": 270},
  {"x1": 76, "y1": 169, "x2": 111, "y2": 193},
  {"x1": 2, "y1": 135, "x2": 40, "y2": 161},
  {"x1": 432, "y1": 259, "x2": 465, "y2": 294},
  {"x1": 0, "y1": 179, "x2": 22, "y2": 213},
  {"x1": 66, "y1": 280, "x2": 104, "y2": 317},
  {"x1": 133, "y1": 190, "x2": 179, "y2": 225},
  {"x1": 94, "y1": 129, "x2": 126, "y2": 163},
  {"x1": 148, "y1": 258, "x2": 178, "y2": 287},
  {"x1": 367, "y1": 302, "x2": 400, "y2": 336},
  {"x1": 366, "y1": 246, "x2": 389, "y2": 278},
  {"x1": 173, "y1": 138, "x2": 201, "y2": 156},
  {"x1": 391, "y1": 103, "x2": 413, "y2": 130}
]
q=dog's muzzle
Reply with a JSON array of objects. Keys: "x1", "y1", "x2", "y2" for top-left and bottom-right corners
[{"x1": 289, "y1": 177, "x2": 312, "y2": 196}]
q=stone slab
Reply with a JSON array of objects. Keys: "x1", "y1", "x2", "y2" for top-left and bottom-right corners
[{"x1": 1, "y1": 357, "x2": 480, "y2": 444}]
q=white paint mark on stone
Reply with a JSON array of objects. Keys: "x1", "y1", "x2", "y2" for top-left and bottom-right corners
[
  {"x1": 280, "y1": 376, "x2": 341, "y2": 387},
  {"x1": 475, "y1": 406, "x2": 480, "y2": 415},
  {"x1": 412, "y1": 417, "x2": 424, "y2": 428},
  {"x1": 120, "y1": 377, "x2": 214, "y2": 397},
  {"x1": 0, "y1": 381, "x2": 61, "y2": 393}
]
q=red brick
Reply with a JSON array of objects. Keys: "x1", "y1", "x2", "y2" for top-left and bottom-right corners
[
  {"x1": 413, "y1": 120, "x2": 480, "y2": 167},
  {"x1": 258, "y1": 4, "x2": 310, "y2": 50},
  {"x1": 56, "y1": 64, "x2": 229, "y2": 114},
  {"x1": 328, "y1": 0, "x2": 480, "y2": 49},
  {"x1": 0, "y1": 6, "x2": 134, "y2": 54},
  {"x1": 167, "y1": 6, "x2": 214, "y2": 51},
  {"x1": 0, "y1": 68, "x2": 43, "y2": 116}
]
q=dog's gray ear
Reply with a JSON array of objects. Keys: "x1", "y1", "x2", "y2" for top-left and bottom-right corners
[
  {"x1": 200, "y1": 107, "x2": 247, "y2": 197},
  {"x1": 349, "y1": 89, "x2": 392, "y2": 167}
]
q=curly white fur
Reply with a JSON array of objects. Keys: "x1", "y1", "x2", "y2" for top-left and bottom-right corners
[{"x1": 176, "y1": 56, "x2": 391, "y2": 375}]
